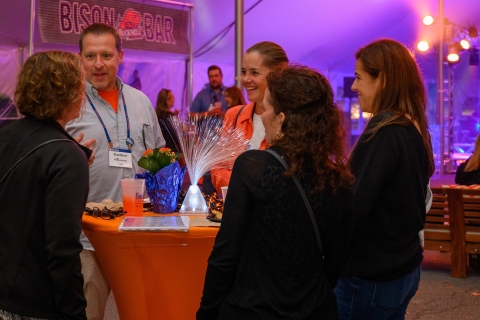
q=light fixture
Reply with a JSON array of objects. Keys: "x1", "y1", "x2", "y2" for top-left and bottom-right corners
[
  {"x1": 417, "y1": 40, "x2": 429, "y2": 52},
  {"x1": 468, "y1": 26, "x2": 479, "y2": 38},
  {"x1": 423, "y1": 15, "x2": 434, "y2": 26},
  {"x1": 470, "y1": 47, "x2": 479, "y2": 66},
  {"x1": 444, "y1": 24, "x2": 455, "y2": 41},
  {"x1": 447, "y1": 44, "x2": 460, "y2": 63},
  {"x1": 460, "y1": 39, "x2": 471, "y2": 50}
]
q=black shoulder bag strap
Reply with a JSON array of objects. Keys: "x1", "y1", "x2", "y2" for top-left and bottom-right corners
[
  {"x1": 265, "y1": 148, "x2": 323, "y2": 256},
  {"x1": 159, "y1": 118, "x2": 181, "y2": 152},
  {"x1": 0, "y1": 139, "x2": 74, "y2": 185},
  {"x1": 233, "y1": 105, "x2": 246, "y2": 129}
]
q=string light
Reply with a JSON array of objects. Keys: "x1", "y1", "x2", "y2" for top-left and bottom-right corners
[
  {"x1": 417, "y1": 40, "x2": 429, "y2": 52},
  {"x1": 423, "y1": 15, "x2": 434, "y2": 26}
]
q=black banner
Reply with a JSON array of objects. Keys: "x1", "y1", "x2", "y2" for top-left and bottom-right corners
[{"x1": 38, "y1": 0, "x2": 190, "y2": 54}]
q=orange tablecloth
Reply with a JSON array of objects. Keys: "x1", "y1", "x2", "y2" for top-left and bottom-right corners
[
  {"x1": 442, "y1": 184, "x2": 480, "y2": 189},
  {"x1": 82, "y1": 213, "x2": 218, "y2": 320}
]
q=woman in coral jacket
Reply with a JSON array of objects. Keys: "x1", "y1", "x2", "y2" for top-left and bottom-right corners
[{"x1": 211, "y1": 41, "x2": 288, "y2": 194}]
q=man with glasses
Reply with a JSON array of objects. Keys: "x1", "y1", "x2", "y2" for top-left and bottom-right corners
[
  {"x1": 190, "y1": 65, "x2": 228, "y2": 118},
  {"x1": 66, "y1": 23, "x2": 165, "y2": 320}
]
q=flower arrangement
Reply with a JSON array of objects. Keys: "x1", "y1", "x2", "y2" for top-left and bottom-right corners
[
  {"x1": 135, "y1": 147, "x2": 186, "y2": 213},
  {"x1": 138, "y1": 147, "x2": 182, "y2": 175}
]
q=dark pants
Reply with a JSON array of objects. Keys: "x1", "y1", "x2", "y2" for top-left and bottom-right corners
[
  {"x1": 201, "y1": 171, "x2": 215, "y2": 195},
  {"x1": 334, "y1": 265, "x2": 421, "y2": 320}
]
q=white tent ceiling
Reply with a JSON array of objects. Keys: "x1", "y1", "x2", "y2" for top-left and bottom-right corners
[
  {"x1": 1, "y1": 0, "x2": 479, "y2": 78},
  {"x1": 1, "y1": 0, "x2": 479, "y2": 157}
]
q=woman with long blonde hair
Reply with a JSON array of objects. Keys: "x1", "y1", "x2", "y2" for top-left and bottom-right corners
[{"x1": 455, "y1": 134, "x2": 480, "y2": 185}]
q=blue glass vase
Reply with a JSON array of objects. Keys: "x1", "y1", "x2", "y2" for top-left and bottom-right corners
[{"x1": 135, "y1": 162, "x2": 186, "y2": 213}]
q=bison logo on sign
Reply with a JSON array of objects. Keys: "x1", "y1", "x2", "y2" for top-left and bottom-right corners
[{"x1": 117, "y1": 9, "x2": 144, "y2": 40}]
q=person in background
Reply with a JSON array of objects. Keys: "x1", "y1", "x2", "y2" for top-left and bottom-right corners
[
  {"x1": 190, "y1": 65, "x2": 227, "y2": 193},
  {"x1": 211, "y1": 41, "x2": 288, "y2": 194},
  {"x1": 66, "y1": 23, "x2": 165, "y2": 320},
  {"x1": 0, "y1": 51, "x2": 90, "y2": 319},
  {"x1": 334, "y1": 39, "x2": 435, "y2": 319},
  {"x1": 225, "y1": 86, "x2": 246, "y2": 109},
  {"x1": 197, "y1": 65, "x2": 354, "y2": 319},
  {"x1": 455, "y1": 134, "x2": 480, "y2": 185},
  {"x1": 156, "y1": 88, "x2": 180, "y2": 152},
  {"x1": 190, "y1": 65, "x2": 228, "y2": 117},
  {"x1": 130, "y1": 69, "x2": 142, "y2": 91}
]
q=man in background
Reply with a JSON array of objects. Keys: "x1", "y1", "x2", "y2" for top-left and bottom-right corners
[
  {"x1": 66, "y1": 23, "x2": 165, "y2": 320},
  {"x1": 190, "y1": 65, "x2": 228, "y2": 117},
  {"x1": 189, "y1": 65, "x2": 228, "y2": 194}
]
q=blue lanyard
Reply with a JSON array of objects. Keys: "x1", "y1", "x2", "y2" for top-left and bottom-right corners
[
  {"x1": 86, "y1": 92, "x2": 134, "y2": 150},
  {"x1": 210, "y1": 88, "x2": 224, "y2": 105}
]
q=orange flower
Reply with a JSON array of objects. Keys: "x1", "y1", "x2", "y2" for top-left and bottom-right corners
[
  {"x1": 142, "y1": 149, "x2": 153, "y2": 157},
  {"x1": 138, "y1": 147, "x2": 182, "y2": 175}
]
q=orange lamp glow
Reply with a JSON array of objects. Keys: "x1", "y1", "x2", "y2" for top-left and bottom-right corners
[
  {"x1": 423, "y1": 15, "x2": 434, "y2": 26},
  {"x1": 460, "y1": 39, "x2": 471, "y2": 50},
  {"x1": 417, "y1": 41, "x2": 429, "y2": 52},
  {"x1": 447, "y1": 52, "x2": 460, "y2": 62}
]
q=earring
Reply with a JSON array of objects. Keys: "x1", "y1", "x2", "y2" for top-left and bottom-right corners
[{"x1": 275, "y1": 131, "x2": 284, "y2": 139}]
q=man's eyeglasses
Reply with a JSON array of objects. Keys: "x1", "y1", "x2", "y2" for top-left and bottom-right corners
[{"x1": 86, "y1": 206, "x2": 125, "y2": 220}]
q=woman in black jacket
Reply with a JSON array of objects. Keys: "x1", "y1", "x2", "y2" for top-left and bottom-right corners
[
  {"x1": 0, "y1": 51, "x2": 91, "y2": 320},
  {"x1": 455, "y1": 134, "x2": 480, "y2": 185},
  {"x1": 197, "y1": 65, "x2": 354, "y2": 320},
  {"x1": 155, "y1": 88, "x2": 180, "y2": 152},
  {"x1": 334, "y1": 39, "x2": 435, "y2": 319}
]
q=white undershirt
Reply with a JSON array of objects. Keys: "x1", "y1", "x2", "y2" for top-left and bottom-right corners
[{"x1": 250, "y1": 113, "x2": 265, "y2": 150}]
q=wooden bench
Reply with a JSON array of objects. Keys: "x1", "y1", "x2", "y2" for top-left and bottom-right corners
[
  {"x1": 424, "y1": 187, "x2": 480, "y2": 278},
  {"x1": 424, "y1": 187, "x2": 459, "y2": 277},
  {"x1": 454, "y1": 189, "x2": 480, "y2": 273}
]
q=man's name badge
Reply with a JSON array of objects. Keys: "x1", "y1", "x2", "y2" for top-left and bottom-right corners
[{"x1": 109, "y1": 148, "x2": 132, "y2": 168}]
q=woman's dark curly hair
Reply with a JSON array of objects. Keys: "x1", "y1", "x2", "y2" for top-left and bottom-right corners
[
  {"x1": 15, "y1": 50, "x2": 85, "y2": 121},
  {"x1": 266, "y1": 65, "x2": 353, "y2": 193}
]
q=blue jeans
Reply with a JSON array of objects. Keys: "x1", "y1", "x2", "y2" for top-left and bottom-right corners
[{"x1": 334, "y1": 265, "x2": 421, "y2": 320}]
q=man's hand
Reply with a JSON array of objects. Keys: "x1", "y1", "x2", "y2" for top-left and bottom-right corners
[
  {"x1": 207, "y1": 106, "x2": 224, "y2": 117},
  {"x1": 75, "y1": 132, "x2": 96, "y2": 166},
  {"x1": 189, "y1": 108, "x2": 224, "y2": 119}
]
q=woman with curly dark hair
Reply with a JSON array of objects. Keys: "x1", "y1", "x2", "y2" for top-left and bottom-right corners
[{"x1": 197, "y1": 65, "x2": 354, "y2": 320}]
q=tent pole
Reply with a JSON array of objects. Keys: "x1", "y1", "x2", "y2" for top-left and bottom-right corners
[
  {"x1": 437, "y1": 0, "x2": 444, "y2": 174},
  {"x1": 28, "y1": 0, "x2": 35, "y2": 57},
  {"x1": 189, "y1": 5, "x2": 194, "y2": 108},
  {"x1": 235, "y1": 0, "x2": 244, "y2": 89},
  {"x1": 150, "y1": 0, "x2": 194, "y2": 112}
]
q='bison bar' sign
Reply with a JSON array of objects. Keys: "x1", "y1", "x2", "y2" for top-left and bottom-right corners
[{"x1": 38, "y1": 0, "x2": 190, "y2": 54}]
